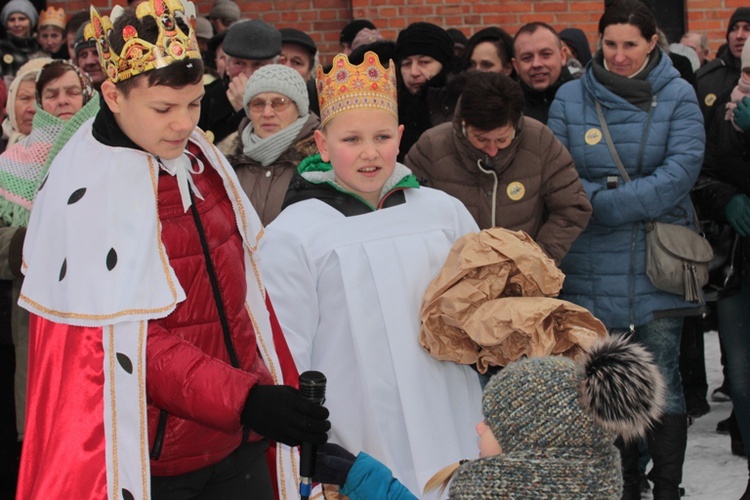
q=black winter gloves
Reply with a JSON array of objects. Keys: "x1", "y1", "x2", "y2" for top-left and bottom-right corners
[
  {"x1": 241, "y1": 384, "x2": 330, "y2": 446},
  {"x1": 313, "y1": 442, "x2": 357, "y2": 487}
]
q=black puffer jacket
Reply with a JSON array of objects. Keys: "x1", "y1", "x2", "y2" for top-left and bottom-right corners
[
  {"x1": 0, "y1": 35, "x2": 39, "y2": 84},
  {"x1": 693, "y1": 88, "x2": 750, "y2": 281},
  {"x1": 696, "y1": 49, "x2": 740, "y2": 122},
  {"x1": 519, "y1": 66, "x2": 575, "y2": 124}
]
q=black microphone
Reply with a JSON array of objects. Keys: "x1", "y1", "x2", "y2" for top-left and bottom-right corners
[{"x1": 298, "y1": 370, "x2": 327, "y2": 500}]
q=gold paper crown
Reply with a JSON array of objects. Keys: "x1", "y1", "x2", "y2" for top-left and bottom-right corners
[
  {"x1": 38, "y1": 7, "x2": 67, "y2": 30},
  {"x1": 86, "y1": 0, "x2": 201, "y2": 83},
  {"x1": 316, "y1": 51, "x2": 398, "y2": 127}
]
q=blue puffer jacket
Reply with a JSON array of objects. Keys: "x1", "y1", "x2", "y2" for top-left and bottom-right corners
[{"x1": 547, "y1": 50, "x2": 705, "y2": 329}]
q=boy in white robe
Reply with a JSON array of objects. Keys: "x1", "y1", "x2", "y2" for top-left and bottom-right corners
[{"x1": 258, "y1": 51, "x2": 484, "y2": 496}]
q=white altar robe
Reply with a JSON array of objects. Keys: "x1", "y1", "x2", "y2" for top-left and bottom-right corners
[{"x1": 259, "y1": 186, "x2": 484, "y2": 495}]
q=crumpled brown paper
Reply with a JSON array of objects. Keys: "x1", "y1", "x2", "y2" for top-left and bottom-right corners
[{"x1": 420, "y1": 228, "x2": 608, "y2": 373}]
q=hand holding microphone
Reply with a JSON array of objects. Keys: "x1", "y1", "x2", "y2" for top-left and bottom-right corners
[
  {"x1": 298, "y1": 371, "x2": 327, "y2": 500},
  {"x1": 240, "y1": 378, "x2": 330, "y2": 447}
]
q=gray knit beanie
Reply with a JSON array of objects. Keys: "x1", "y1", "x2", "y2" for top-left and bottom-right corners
[
  {"x1": 1, "y1": 0, "x2": 39, "y2": 29},
  {"x1": 243, "y1": 64, "x2": 309, "y2": 117},
  {"x1": 208, "y1": 0, "x2": 240, "y2": 23},
  {"x1": 449, "y1": 335, "x2": 666, "y2": 499}
]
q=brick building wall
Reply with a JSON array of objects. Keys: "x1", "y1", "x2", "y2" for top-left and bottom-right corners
[{"x1": 49, "y1": 0, "x2": 747, "y2": 66}]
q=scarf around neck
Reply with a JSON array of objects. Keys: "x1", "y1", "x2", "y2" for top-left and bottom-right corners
[
  {"x1": 726, "y1": 74, "x2": 750, "y2": 129},
  {"x1": 241, "y1": 115, "x2": 309, "y2": 167},
  {"x1": 592, "y1": 49, "x2": 660, "y2": 111},
  {"x1": 0, "y1": 96, "x2": 100, "y2": 226}
]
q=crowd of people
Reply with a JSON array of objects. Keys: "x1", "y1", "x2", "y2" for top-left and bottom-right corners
[{"x1": 0, "y1": 0, "x2": 748, "y2": 498}]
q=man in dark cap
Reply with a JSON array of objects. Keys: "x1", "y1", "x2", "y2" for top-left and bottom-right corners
[
  {"x1": 198, "y1": 19, "x2": 281, "y2": 146},
  {"x1": 339, "y1": 19, "x2": 376, "y2": 55},
  {"x1": 207, "y1": 0, "x2": 240, "y2": 35},
  {"x1": 279, "y1": 28, "x2": 316, "y2": 82},
  {"x1": 279, "y1": 28, "x2": 320, "y2": 115},
  {"x1": 73, "y1": 21, "x2": 105, "y2": 89},
  {"x1": 696, "y1": 7, "x2": 750, "y2": 121}
]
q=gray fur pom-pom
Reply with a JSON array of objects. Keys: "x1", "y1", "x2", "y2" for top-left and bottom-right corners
[{"x1": 580, "y1": 335, "x2": 666, "y2": 442}]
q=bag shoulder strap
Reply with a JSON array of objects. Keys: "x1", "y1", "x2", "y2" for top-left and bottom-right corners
[
  {"x1": 595, "y1": 99, "x2": 631, "y2": 182},
  {"x1": 596, "y1": 99, "x2": 700, "y2": 230}
]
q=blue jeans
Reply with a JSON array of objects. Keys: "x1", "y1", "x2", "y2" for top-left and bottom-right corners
[
  {"x1": 614, "y1": 316, "x2": 686, "y2": 415},
  {"x1": 717, "y1": 280, "x2": 750, "y2": 454}
]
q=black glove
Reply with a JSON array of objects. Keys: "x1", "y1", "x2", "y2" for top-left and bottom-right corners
[
  {"x1": 313, "y1": 442, "x2": 357, "y2": 487},
  {"x1": 241, "y1": 384, "x2": 330, "y2": 446}
]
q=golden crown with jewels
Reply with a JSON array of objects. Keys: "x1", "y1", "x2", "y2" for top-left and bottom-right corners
[
  {"x1": 316, "y1": 51, "x2": 398, "y2": 127},
  {"x1": 86, "y1": 0, "x2": 202, "y2": 83},
  {"x1": 38, "y1": 7, "x2": 67, "y2": 30}
]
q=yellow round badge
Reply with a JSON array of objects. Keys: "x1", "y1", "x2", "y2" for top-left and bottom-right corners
[
  {"x1": 205, "y1": 130, "x2": 215, "y2": 144},
  {"x1": 705, "y1": 93, "x2": 717, "y2": 107},
  {"x1": 585, "y1": 128, "x2": 602, "y2": 145},
  {"x1": 3, "y1": 54, "x2": 13, "y2": 65},
  {"x1": 507, "y1": 181, "x2": 525, "y2": 201}
]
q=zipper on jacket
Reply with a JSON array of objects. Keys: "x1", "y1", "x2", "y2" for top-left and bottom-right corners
[
  {"x1": 187, "y1": 187, "x2": 251, "y2": 443},
  {"x1": 188, "y1": 186, "x2": 241, "y2": 369},
  {"x1": 378, "y1": 187, "x2": 405, "y2": 209},
  {"x1": 627, "y1": 95, "x2": 656, "y2": 333},
  {"x1": 628, "y1": 223, "x2": 637, "y2": 333},
  {"x1": 150, "y1": 181, "x2": 247, "y2": 459},
  {"x1": 150, "y1": 411, "x2": 169, "y2": 459}
]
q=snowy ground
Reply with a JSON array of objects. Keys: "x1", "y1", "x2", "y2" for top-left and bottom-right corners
[{"x1": 665, "y1": 330, "x2": 746, "y2": 499}]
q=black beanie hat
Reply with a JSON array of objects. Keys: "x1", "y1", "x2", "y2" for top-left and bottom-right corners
[
  {"x1": 395, "y1": 22, "x2": 454, "y2": 67},
  {"x1": 728, "y1": 7, "x2": 750, "y2": 39},
  {"x1": 340, "y1": 19, "x2": 376, "y2": 45}
]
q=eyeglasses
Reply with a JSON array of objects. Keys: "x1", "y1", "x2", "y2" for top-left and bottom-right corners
[{"x1": 248, "y1": 97, "x2": 293, "y2": 113}]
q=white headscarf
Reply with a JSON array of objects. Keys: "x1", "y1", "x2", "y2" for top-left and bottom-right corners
[{"x1": 2, "y1": 58, "x2": 51, "y2": 147}]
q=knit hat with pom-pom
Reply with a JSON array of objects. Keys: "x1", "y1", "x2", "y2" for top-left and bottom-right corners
[{"x1": 449, "y1": 335, "x2": 665, "y2": 499}]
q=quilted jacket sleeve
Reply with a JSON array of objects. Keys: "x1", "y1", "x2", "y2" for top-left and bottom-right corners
[
  {"x1": 534, "y1": 126, "x2": 592, "y2": 264},
  {"x1": 584, "y1": 83, "x2": 705, "y2": 227},
  {"x1": 146, "y1": 321, "x2": 260, "y2": 433},
  {"x1": 549, "y1": 86, "x2": 607, "y2": 204},
  {"x1": 404, "y1": 132, "x2": 436, "y2": 187}
]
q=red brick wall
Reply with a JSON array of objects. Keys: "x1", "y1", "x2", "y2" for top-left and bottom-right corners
[{"x1": 47, "y1": 0, "x2": 742, "y2": 65}]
